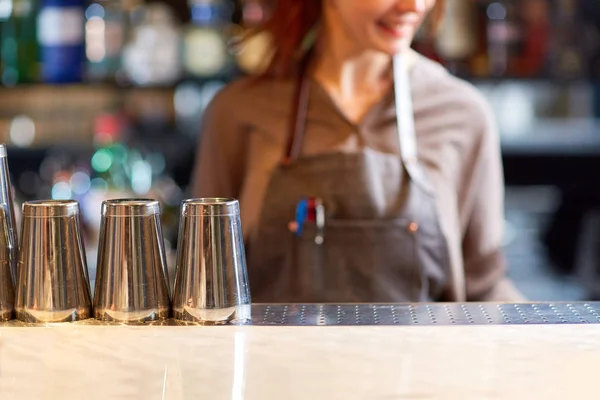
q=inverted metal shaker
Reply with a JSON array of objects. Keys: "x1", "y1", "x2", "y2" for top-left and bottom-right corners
[
  {"x1": 172, "y1": 198, "x2": 251, "y2": 324},
  {"x1": 0, "y1": 144, "x2": 18, "y2": 321},
  {"x1": 93, "y1": 199, "x2": 171, "y2": 323},
  {"x1": 15, "y1": 200, "x2": 92, "y2": 323}
]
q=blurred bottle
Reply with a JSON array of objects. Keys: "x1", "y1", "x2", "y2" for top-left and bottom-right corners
[
  {"x1": 183, "y1": 0, "x2": 234, "y2": 79},
  {"x1": 232, "y1": 0, "x2": 272, "y2": 75},
  {"x1": 434, "y1": 0, "x2": 477, "y2": 77},
  {"x1": 549, "y1": 0, "x2": 585, "y2": 79},
  {"x1": 174, "y1": 80, "x2": 224, "y2": 138},
  {"x1": 1, "y1": 0, "x2": 39, "y2": 86},
  {"x1": 469, "y1": 1, "x2": 490, "y2": 78},
  {"x1": 121, "y1": 2, "x2": 182, "y2": 86},
  {"x1": 84, "y1": 0, "x2": 127, "y2": 83},
  {"x1": 485, "y1": 0, "x2": 521, "y2": 77},
  {"x1": 37, "y1": 0, "x2": 85, "y2": 83},
  {"x1": 515, "y1": 0, "x2": 549, "y2": 78},
  {"x1": 581, "y1": 0, "x2": 600, "y2": 81}
]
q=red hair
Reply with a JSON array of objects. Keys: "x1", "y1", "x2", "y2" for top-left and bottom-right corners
[{"x1": 253, "y1": 0, "x2": 446, "y2": 79}]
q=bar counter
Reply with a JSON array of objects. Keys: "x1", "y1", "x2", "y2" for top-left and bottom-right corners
[{"x1": 1, "y1": 303, "x2": 599, "y2": 399}]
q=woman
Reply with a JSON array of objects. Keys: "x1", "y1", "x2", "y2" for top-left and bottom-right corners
[{"x1": 192, "y1": 0, "x2": 523, "y2": 303}]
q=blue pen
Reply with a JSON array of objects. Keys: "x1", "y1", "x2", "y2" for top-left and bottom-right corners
[{"x1": 294, "y1": 198, "x2": 308, "y2": 237}]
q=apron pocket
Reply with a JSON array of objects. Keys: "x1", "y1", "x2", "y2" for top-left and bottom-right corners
[{"x1": 293, "y1": 218, "x2": 420, "y2": 302}]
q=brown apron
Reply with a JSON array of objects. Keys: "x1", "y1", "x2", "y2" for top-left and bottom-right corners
[{"x1": 248, "y1": 53, "x2": 451, "y2": 303}]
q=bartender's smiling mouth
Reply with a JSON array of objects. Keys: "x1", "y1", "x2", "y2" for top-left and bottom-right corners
[{"x1": 376, "y1": 16, "x2": 420, "y2": 39}]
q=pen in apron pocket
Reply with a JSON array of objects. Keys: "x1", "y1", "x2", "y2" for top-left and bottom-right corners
[
  {"x1": 289, "y1": 197, "x2": 325, "y2": 245},
  {"x1": 289, "y1": 197, "x2": 308, "y2": 236},
  {"x1": 307, "y1": 197, "x2": 325, "y2": 245}
]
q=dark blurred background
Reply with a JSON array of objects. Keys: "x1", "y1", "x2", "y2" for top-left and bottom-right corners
[{"x1": 1, "y1": 0, "x2": 599, "y2": 300}]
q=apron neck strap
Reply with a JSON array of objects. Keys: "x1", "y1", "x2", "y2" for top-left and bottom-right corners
[
  {"x1": 392, "y1": 53, "x2": 418, "y2": 164},
  {"x1": 283, "y1": 52, "x2": 417, "y2": 165},
  {"x1": 282, "y1": 53, "x2": 312, "y2": 165}
]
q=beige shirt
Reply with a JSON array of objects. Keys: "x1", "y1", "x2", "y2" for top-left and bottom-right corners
[{"x1": 192, "y1": 54, "x2": 522, "y2": 302}]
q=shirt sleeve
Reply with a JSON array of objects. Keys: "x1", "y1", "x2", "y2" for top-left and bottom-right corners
[
  {"x1": 461, "y1": 102, "x2": 524, "y2": 302},
  {"x1": 190, "y1": 88, "x2": 247, "y2": 199}
]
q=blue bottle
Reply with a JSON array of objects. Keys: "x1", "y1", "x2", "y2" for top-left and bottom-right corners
[{"x1": 37, "y1": 0, "x2": 85, "y2": 83}]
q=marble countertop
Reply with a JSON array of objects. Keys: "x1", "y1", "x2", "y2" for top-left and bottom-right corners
[{"x1": 0, "y1": 323, "x2": 598, "y2": 399}]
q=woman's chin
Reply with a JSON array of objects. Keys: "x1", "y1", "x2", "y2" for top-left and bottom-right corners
[
  {"x1": 370, "y1": 37, "x2": 414, "y2": 56},
  {"x1": 376, "y1": 44, "x2": 412, "y2": 56}
]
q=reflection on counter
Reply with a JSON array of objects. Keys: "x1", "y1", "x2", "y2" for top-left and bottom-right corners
[{"x1": 0, "y1": 323, "x2": 599, "y2": 398}]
